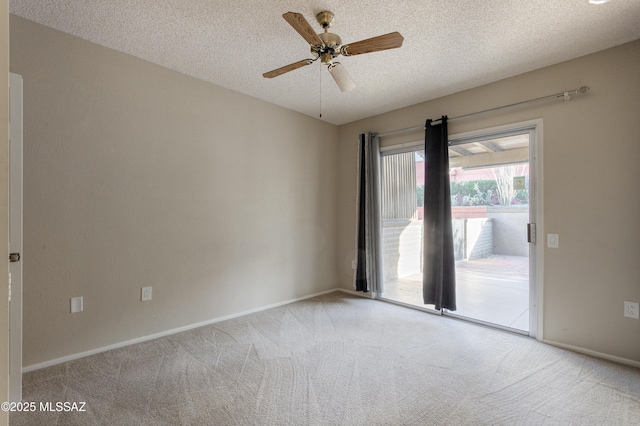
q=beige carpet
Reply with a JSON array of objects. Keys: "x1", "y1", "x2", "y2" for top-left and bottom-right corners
[{"x1": 11, "y1": 291, "x2": 640, "y2": 425}]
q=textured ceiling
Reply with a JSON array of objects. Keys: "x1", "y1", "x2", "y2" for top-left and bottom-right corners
[{"x1": 9, "y1": 0, "x2": 640, "y2": 125}]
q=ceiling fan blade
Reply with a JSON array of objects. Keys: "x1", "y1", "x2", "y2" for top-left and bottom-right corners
[
  {"x1": 282, "y1": 12, "x2": 324, "y2": 46},
  {"x1": 341, "y1": 32, "x2": 404, "y2": 56},
  {"x1": 328, "y1": 63, "x2": 356, "y2": 92},
  {"x1": 263, "y1": 59, "x2": 313, "y2": 78}
]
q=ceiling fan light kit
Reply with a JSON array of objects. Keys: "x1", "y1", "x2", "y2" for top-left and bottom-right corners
[
  {"x1": 328, "y1": 62, "x2": 356, "y2": 92},
  {"x1": 263, "y1": 11, "x2": 404, "y2": 92}
]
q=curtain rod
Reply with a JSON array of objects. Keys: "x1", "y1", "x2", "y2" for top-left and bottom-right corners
[{"x1": 376, "y1": 86, "x2": 590, "y2": 138}]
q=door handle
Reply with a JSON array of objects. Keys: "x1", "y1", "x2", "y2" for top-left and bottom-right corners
[
  {"x1": 527, "y1": 223, "x2": 536, "y2": 244},
  {"x1": 9, "y1": 252, "x2": 20, "y2": 262}
]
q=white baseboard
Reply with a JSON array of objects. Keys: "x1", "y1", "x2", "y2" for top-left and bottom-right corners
[
  {"x1": 335, "y1": 288, "x2": 375, "y2": 298},
  {"x1": 23, "y1": 288, "x2": 340, "y2": 373},
  {"x1": 542, "y1": 339, "x2": 640, "y2": 369},
  {"x1": 27, "y1": 289, "x2": 637, "y2": 373},
  {"x1": 338, "y1": 289, "x2": 640, "y2": 368}
]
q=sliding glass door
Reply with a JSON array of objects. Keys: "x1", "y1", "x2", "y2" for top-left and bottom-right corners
[
  {"x1": 378, "y1": 127, "x2": 535, "y2": 334},
  {"x1": 446, "y1": 132, "x2": 530, "y2": 331},
  {"x1": 378, "y1": 149, "x2": 429, "y2": 309}
]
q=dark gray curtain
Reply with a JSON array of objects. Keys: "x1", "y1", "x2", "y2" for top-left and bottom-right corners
[
  {"x1": 423, "y1": 117, "x2": 456, "y2": 310},
  {"x1": 354, "y1": 133, "x2": 383, "y2": 293}
]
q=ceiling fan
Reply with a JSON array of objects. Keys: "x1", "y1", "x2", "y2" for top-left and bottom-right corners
[{"x1": 263, "y1": 11, "x2": 404, "y2": 92}]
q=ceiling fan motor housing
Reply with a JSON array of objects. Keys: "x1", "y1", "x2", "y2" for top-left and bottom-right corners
[{"x1": 317, "y1": 32, "x2": 342, "y2": 64}]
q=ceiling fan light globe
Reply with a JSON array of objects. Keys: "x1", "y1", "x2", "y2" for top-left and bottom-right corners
[{"x1": 328, "y1": 63, "x2": 356, "y2": 92}]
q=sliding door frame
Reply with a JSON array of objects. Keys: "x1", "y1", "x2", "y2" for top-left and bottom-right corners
[{"x1": 376, "y1": 119, "x2": 544, "y2": 339}]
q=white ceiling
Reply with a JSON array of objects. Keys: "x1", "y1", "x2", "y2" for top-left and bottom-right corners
[{"x1": 9, "y1": 0, "x2": 640, "y2": 125}]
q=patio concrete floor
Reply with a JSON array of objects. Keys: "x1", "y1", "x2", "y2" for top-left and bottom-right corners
[{"x1": 381, "y1": 255, "x2": 529, "y2": 332}]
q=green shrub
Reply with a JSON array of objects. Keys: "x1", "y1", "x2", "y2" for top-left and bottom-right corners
[{"x1": 450, "y1": 180, "x2": 498, "y2": 206}]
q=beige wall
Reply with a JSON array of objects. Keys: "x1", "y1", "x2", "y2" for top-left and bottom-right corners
[
  {"x1": 7, "y1": 12, "x2": 640, "y2": 372},
  {"x1": 10, "y1": 16, "x2": 338, "y2": 367},
  {"x1": 338, "y1": 41, "x2": 640, "y2": 363},
  {"x1": 1, "y1": 2, "x2": 9, "y2": 424}
]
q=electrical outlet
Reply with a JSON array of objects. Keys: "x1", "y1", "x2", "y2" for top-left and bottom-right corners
[
  {"x1": 71, "y1": 296, "x2": 83, "y2": 313},
  {"x1": 141, "y1": 286, "x2": 152, "y2": 302},
  {"x1": 624, "y1": 301, "x2": 639, "y2": 319}
]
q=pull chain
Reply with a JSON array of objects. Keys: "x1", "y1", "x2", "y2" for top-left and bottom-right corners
[{"x1": 319, "y1": 65, "x2": 322, "y2": 119}]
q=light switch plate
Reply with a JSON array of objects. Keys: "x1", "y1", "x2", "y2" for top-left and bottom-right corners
[
  {"x1": 547, "y1": 234, "x2": 559, "y2": 248},
  {"x1": 141, "y1": 286, "x2": 152, "y2": 302},
  {"x1": 71, "y1": 296, "x2": 83, "y2": 313}
]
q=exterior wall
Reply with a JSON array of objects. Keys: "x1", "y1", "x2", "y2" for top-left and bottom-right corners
[
  {"x1": 466, "y1": 218, "x2": 493, "y2": 260},
  {"x1": 382, "y1": 219, "x2": 422, "y2": 280},
  {"x1": 382, "y1": 219, "x2": 406, "y2": 281},
  {"x1": 385, "y1": 217, "x2": 492, "y2": 276},
  {"x1": 488, "y1": 206, "x2": 529, "y2": 256},
  {"x1": 452, "y1": 218, "x2": 494, "y2": 261},
  {"x1": 452, "y1": 219, "x2": 465, "y2": 261},
  {"x1": 452, "y1": 206, "x2": 488, "y2": 219},
  {"x1": 453, "y1": 206, "x2": 526, "y2": 258}
]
